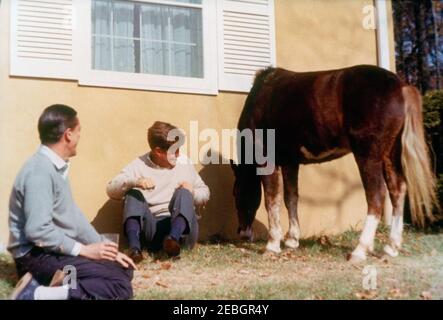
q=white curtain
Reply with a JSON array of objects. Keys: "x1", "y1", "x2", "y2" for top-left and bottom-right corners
[
  {"x1": 92, "y1": 0, "x2": 203, "y2": 78},
  {"x1": 92, "y1": 0, "x2": 111, "y2": 70}
]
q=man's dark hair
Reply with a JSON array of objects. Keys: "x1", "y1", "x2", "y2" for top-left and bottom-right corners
[
  {"x1": 38, "y1": 104, "x2": 78, "y2": 144},
  {"x1": 147, "y1": 121, "x2": 184, "y2": 151}
]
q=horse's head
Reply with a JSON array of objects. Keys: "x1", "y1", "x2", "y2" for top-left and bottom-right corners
[{"x1": 230, "y1": 160, "x2": 262, "y2": 241}]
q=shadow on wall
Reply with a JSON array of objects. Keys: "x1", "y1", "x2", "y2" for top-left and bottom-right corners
[
  {"x1": 90, "y1": 150, "x2": 268, "y2": 246},
  {"x1": 91, "y1": 200, "x2": 125, "y2": 245},
  {"x1": 197, "y1": 150, "x2": 267, "y2": 241},
  {"x1": 297, "y1": 159, "x2": 365, "y2": 237}
]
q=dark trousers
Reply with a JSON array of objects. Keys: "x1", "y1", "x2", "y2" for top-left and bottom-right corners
[
  {"x1": 14, "y1": 247, "x2": 133, "y2": 300},
  {"x1": 124, "y1": 188, "x2": 199, "y2": 251}
]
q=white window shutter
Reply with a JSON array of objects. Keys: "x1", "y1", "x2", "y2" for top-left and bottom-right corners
[
  {"x1": 10, "y1": 0, "x2": 78, "y2": 80},
  {"x1": 217, "y1": 0, "x2": 276, "y2": 92}
]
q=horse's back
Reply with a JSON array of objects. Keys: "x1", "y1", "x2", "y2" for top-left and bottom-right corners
[{"x1": 242, "y1": 65, "x2": 405, "y2": 164}]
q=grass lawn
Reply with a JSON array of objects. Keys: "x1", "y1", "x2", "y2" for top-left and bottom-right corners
[{"x1": 1, "y1": 226, "x2": 443, "y2": 300}]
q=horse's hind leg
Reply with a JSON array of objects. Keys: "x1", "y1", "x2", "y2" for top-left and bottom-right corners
[
  {"x1": 349, "y1": 155, "x2": 385, "y2": 263},
  {"x1": 262, "y1": 167, "x2": 283, "y2": 254},
  {"x1": 382, "y1": 149, "x2": 407, "y2": 257},
  {"x1": 282, "y1": 165, "x2": 301, "y2": 249}
]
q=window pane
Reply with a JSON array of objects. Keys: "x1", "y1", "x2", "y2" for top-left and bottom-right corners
[
  {"x1": 170, "y1": 7, "x2": 203, "y2": 77},
  {"x1": 114, "y1": 38, "x2": 138, "y2": 72},
  {"x1": 92, "y1": 36, "x2": 111, "y2": 70},
  {"x1": 141, "y1": 41, "x2": 170, "y2": 75},
  {"x1": 172, "y1": 44, "x2": 202, "y2": 78},
  {"x1": 113, "y1": 1, "x2": 135, "y2": 38},
  {"x1": 91, "y1": 0, "x2": 203, "y2": 78},
  {"x1": 141, "y1": 4, "x2": 169, "y2": 42},
  {"x1": 92, "y1": 0, "x2": 111, "y2": 35},
  {"x1": 170, "y1": 7, "x2": 202, "y2": 44}
]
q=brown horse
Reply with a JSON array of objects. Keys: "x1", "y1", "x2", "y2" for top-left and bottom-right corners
[{"x1": 230, "y1": 65, "x2": 439, "y2": 262}]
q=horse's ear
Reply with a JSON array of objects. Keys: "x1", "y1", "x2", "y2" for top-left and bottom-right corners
[{"x1": 230, "y1": 159, "x2": 238, "y2": 175}]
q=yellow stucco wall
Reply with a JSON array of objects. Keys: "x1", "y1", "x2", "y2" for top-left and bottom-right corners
[{"x1": 0, "y1": 0, "x2": 394, "y2": 247}]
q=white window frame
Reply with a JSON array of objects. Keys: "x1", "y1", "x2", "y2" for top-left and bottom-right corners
[{"x1": 76, "y1": 0, "x2": 218, "y2": 95}]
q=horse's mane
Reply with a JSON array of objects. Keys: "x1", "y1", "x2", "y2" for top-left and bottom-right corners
[{"x1": 237, "y1": 66, "x2": 276, "y2": 130}]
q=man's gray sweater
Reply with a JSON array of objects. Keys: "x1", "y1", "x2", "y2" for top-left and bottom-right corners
[{"x1": 8, "y1": 148, "x2": 102, "y2": 258}]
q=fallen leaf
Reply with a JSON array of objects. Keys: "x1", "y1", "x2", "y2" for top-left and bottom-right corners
[
  {"x1": 355, "y1": 290, "x2": 378, "y2": 300},
  {"x1": 319, "y1": 236, "x2": 331, "y2": 246},
  {"x1": 379, "y1": 255, "x2": 390, "y2": 263},
  {"x1": 387, "y1": 288, "x2": 405, "y2": 299},
  {"x1": 420, "y1": 291, "x2": 432, "y2": 300},
  {"x1": 155, "y1": 281, "x2": 169, "y2": 288},
  {"x1": 161, "y1": 262, "x2": 172, "y2": 270}
]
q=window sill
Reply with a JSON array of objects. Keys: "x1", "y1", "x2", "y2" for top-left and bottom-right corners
[{"x1": 78, "y1": 70, "x2": 218, "y2": 95}]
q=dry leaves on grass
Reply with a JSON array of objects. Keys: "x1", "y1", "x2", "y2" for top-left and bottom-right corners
[
  {"x1": 259, "y1": 273, "x2": 271, "y2": 278},
  {"x1": 132, "y1": 279, "x2": 150, "y2": 290},
  {"x1": 161, "y1": 262, "x2": 172, "y2": 270},
  {"x1": 304, "y1": 295, "x2": 325, "y2": 300},
  {"x1": 239, "y1": 248, "x2": 250, "y2": 255},
  {"x1": 263, "y1": 250, "x2": 299, "y2": 263},
  {"x1": 387, "y1": 288, "x2": 406, "y2": 299},
  {"x1": 318, "y1": 236, "x2": 332, "y2": 246},
  {"x1": 420, "y1": 291, "x2": 432, "y2": 300},
  {"x1": 355, "y1": 290, "x2": 378, "y2": 300},
  {"x1": 155, "y1": 280, "x2": 170, "y2": 288}
]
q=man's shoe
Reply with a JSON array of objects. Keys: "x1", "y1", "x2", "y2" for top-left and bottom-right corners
[
  {"x1": 10, "y1": 272, "x2": 40, "y2": 300},
  {"x1": 128, "y1": 248, "x2": 143, "y2": 264},
  {"x1": 163, "y1": 236, "x2": 181, "y2": 257}
]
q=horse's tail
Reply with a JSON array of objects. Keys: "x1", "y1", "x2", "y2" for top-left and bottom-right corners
[{"x1": 401, "y1": 85, "x2": 440, "y2": 227}]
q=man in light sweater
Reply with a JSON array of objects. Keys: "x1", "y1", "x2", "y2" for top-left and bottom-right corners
[
  {"x1": 107, "y1": 121, "x2": 210, "y2": 262},
  {"x1": 8, "y1": 104, "x2": 136, "y2": 300}
]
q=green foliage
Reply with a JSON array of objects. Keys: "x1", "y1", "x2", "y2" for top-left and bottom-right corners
[
  {"x1": 422, "y1": 90, "x2": 443, "y2": 214},
  {"x1": 438, "y1": 174, "x2": 443, "y2": 206},
  {"x1": 422, "y1": 90, "x2": 443, "y2": 133}
]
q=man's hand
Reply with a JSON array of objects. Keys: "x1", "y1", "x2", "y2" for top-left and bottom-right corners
[
  {"x1": 79, "y1": 243, "x2": 138, "y2": 270},
  {"x1": 177, "y1": 181, "x2": 194, "y2": 195},
  {"x1": 79, "y1": 242, "x2": 118, "y2": 261},
  {"x1": 116, "y1": 252, "x2": 138, "y2": 270},
  {"x1": 135, "y1": 177, "x2": 155, "y2": 190}
]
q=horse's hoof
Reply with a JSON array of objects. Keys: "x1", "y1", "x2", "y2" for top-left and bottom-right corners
[
  {"x1": 347, "y1": 250, "x2": 367, "y2": 264},
  {"x1": 284, "y1": 238, "x2": 299, "y2": 249},
  {"x1": 239, "y1": 228, "x2": 254, "y2": 242},
  {"x1": 383, "y1": 245, "x2": 399, "y2": 257},
  {"x1": 266, "y1": 242, "x2": 281, "y2": 254}
]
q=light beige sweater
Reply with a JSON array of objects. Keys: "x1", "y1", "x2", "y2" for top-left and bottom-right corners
[{"x1": 106, "y1": 153, "x2": 210, "y2": 217}]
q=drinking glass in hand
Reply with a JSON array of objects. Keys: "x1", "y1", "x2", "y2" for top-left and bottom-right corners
[{"x1": 102, "y1": 233, "x2": 120, "y2": 249}]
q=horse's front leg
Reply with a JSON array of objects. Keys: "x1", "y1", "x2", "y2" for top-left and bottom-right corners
[
  {"x1": 262, "y1": 167, "x2": 283, "y2": 254},
  {"x1": 282, "y1": 164, "x2": 301, "y2": 249}
]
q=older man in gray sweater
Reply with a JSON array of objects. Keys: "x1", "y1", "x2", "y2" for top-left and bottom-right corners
[{"x1": 8, "y1": 104, "x2": 136, "y2": 300}]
